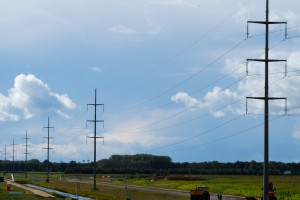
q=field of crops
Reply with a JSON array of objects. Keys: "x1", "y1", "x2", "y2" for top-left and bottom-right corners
[
  {"x1": 119, "y1": 175, "x2": 300, "y2": 199},
  {"x1": 2, "y1": 172, "x2": 300, "y2": 200}
]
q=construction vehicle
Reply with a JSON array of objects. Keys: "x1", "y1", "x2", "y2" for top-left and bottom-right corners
[
  {"x1": 261, "y1": 182, "x2": 277, "y2": 200},
  {"x1": 190, "y1": 186, "x2": 210, "y2": 200}
]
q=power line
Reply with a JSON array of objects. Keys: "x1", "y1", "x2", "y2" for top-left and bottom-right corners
[
  {"x1": 106, "y1": 61, "x2": 247, "y2": 115},
  {"x1": 154, "y1": 115, "x2": 283, "y2": 154},
  {"x1": 100, "y1": 0, "x2": 251, "y2": 90},
  {"x1": 103, "y1": 71, "x2": 288, "y2": 136},
  {"x1": 150, "y1": 114, "x2": 246, "y2": 153},
  {"x1": 105, "y1": 22, "x2": 299, "y2": 116},
  {"x1": 104, "y1": 76, "x2": 247, "y2": 134},
  {"x1": 104, "y1": 23, "x2": 300, "y2": 115},
  {"x1": 107, "y1": 37, "x2": 247, "y2": 114},
  {"x1": 138, "y1": 74, "x2": 288, "y2": 155}
]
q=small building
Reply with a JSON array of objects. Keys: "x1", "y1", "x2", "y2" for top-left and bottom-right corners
[{"x1": 283, "y1": 171, "x2": 292, "y2": 175}]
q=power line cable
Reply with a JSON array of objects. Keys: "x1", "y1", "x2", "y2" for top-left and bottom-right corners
[
  {"x1": 103, "y1": 63, "x2": 288, "y2": 135},
  {"x1": 106, "y1": 23, "x2": 298, "y2": 115},
  {"x1": 153, "y1": 115, "x2": 283, "y2": 154},
  {"x1": 143, "y1": 75, "x2": 288, "y2": 152},
  {"x1": 107, "y1": 37, "x2": 247, "y2": 113},
  {"x1": 150, "y1": 114, "x2": 246, "y2": 152},
  {"x1": 104, "y1": 75, "x2": 247, "y2": 134},
  {"x1": 100, "y1": 0, "x2": 251, "y2": 90}
]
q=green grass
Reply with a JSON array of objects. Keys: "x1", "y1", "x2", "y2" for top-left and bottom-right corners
[
  {"x1": 120, "y1": 175, "x2": 300, "y2": 200},
  {"x1": 4, "y1": 172, "x2": 300, "y2": 200},
  {"x1": 6, "y1": 172, "x2": 188, "y2": 200},
  {"x1": 0, "y1": 181, "x2": 55, "y2": 200}
]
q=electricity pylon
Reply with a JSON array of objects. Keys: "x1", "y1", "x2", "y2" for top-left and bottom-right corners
[
  {"x1": 43, "y1": 117, "x2": 54, "y2": 182},
  {"x1": 246, "y1": 1, "x2": 287, "y2": 199},
  {"x1": 23, "y1": 130, "x2": 30, "y2": 179},
  {"x1": 87, "y1": 88, "x2": 104, "y2": 190},
  {"x1": 11, "y1": 139, "x2": 17, "y2": 176}
]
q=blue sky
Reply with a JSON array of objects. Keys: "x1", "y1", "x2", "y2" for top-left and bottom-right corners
[{"x1": 0, "y1": 0, "x2": 300, "y2": 163}]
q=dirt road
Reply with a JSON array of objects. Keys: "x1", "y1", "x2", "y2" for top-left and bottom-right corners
[
  {"x1": 67, "y1": 179, "x2": 245, "y2": 200},
  {"x1": 7, "y1": 181, "x2": 54, "y2": 198}
]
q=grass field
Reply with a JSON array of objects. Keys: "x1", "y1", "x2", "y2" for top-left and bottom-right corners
[
  {"x1": 0, "y1": 179, "x2": 65, "y2": 200},
  {"x1": 2, "y1": 172, "x2": 300, "y2": 200},
  {"x1": 4, "y1": 172, "x2": 188, "y2": 200},
  {"x1": 119, "y1": 175, "x2": 300, "y2": 200}
]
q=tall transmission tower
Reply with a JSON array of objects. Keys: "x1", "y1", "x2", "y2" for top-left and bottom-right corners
[
  {"x1": 11, "y1": 139, "x2": 17, "y2": 176},
  {"x1": 4, "y1": 144, "x2": 7, "y2": 175},
  {"x1": 87, "y1": 88, "x2": 104, "y2": 190},
  {"x1": 246, "y1": 1, "x2": 287, "y2": 199},
  {"x1": 43, "y1": 117, "x2": 54, "y2": 183},
  {"x1": 23, "y1": 130, "x2": 30, "y2": 179}
]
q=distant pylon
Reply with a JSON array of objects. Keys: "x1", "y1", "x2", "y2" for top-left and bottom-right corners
[
  {"x1": 4, "y1": 144, "x2": 7, "y2": 175},
  {"x1": 86, "y1": 88, "x2": 104, "y2": 190},
  {"x1": 23, "y1": 130, "x2": 31, "y2": 179},
  {"x1": 11, "y1": 139, "x2": 17, "y2": 176},
  {"x1": 43, "y1": 117, "x2": 54, "y2": 182}
]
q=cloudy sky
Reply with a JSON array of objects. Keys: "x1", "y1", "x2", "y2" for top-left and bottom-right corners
[{"x1": 0, "y1": 0, "x2": 300, "y2": 163}]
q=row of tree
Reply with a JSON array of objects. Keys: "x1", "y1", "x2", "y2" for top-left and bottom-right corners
[{"x1": 0, "y1": 154, "x2": 299, "y2": 175}]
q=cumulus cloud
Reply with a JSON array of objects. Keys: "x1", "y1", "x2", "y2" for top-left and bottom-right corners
[
  {"x1": 171, "y1": 92, "x2": 199, "y2": 110},
  {"x1": 172, "y1": 51, "x2": 300, "y2": 117},
  {"x1": 107, "y1": 25, "x2": 137, "y2": 35},
  {"x1": 171, "y1": 87, "x2": 240, "y2": 117},
  {"x1": 0, "y1": 74, "x2": 76, "y2": 121}
]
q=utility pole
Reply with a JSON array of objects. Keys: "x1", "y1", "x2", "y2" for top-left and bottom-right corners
[
  {"x1": 246, "y1": 1, "x2": 287, "y2": 199},
  {"x1": 23, "y1": 130, "x2": 30, "y2": 179},
  {"x1": 11, "y1": 139, "x2": 17, "y2": 176},
  {"x1": 4, "y1": 144, "x2": 7, "y2": 175},
  {"x1": 43, "y1": 117, "x2": 54, "y2": 183},
  {"x1": 87, "y1": 88, "x2": 104, "y2": 190}
]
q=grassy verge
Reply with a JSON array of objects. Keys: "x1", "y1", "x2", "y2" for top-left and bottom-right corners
[
  {"x1": 0, "y1": 181, "x2": 59, "y2": 200},
  {"x1": 4, "y1": 172, "x2": 300, "y2": 200},
  {"x1": 116, "y1": 174, "x2": 300, "y2": 200},
  {"x1": 7, "y1": 172, "x2": 188, "y2": 200}
]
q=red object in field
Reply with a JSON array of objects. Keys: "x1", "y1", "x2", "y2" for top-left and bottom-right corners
[
  {"x1": 261, "y1": 182, "x2": 277, "y2": 200},
  {"x1": 7, "y1": 183, "x2": 11, "y2": 191}
]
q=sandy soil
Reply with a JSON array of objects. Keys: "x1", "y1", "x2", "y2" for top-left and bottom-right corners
[{"x1": 6, "y1": 181, "x2": 55, "y2": 198}]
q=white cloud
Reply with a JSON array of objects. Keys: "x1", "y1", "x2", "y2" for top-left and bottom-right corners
[
  {"x1": 270, "y1": 9, "x2": 300, "y2": 27},
  {"x1": 172, "y1": 50, "x2": 300, "y2": 117},
  {"x1": 220, "y1": 51, "x2": 300, "y2": 115},
  {"x1": 171, "y1": 87, "x2": 240, "y2": 117},
  {"x1": 0, "y1": 94, "x2": 19, "y2": 121},
  {"x1": 97, "y1": 110, "x2": 180, "y2": 155},
  {"x1": 171, "y1": 92, "x2": 199, "y2": 110},
  {"x1": 107, "y1": 25, "x2": 137, "y2": 35},
  {"x1": 53, "y1": 144, "x2": 81, "y2": 159},
  {"x1": 0, "y1": 74, "x2": 76, "y2": 121},
  {"x1": 91, "y1": 67, "x2": 102, "y2": 72},
  {"x1": 292, "y1": 131, "x2": 300, "y2": 140}
]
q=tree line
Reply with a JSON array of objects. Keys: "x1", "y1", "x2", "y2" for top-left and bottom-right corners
[{"x1": 0, "y1": 154, "x2": 299, "y2": 175}]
